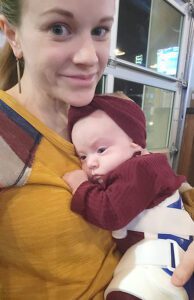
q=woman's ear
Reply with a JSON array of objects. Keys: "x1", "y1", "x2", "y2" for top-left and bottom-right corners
[{"x1": 0, "y1": 16, "x2": 22, "y2": 59}]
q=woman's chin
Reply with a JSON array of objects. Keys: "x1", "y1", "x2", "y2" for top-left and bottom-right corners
[{"x1": 68, "y1": 90, "x2": 96, "y2": 107}]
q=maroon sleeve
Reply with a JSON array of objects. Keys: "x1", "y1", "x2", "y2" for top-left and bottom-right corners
[{"x1": 71, "y1": 153, "x2": 185, "y2": 230}]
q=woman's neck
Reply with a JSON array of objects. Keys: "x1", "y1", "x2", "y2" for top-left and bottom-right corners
[{"x1": 7, "y1": 84, "x2": 69, "y2": 139}]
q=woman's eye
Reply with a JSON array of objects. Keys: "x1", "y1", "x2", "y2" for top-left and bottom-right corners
[
  {"x1": 97, "y1": 147, "x2": 107, "y2": 154},
  {"x1": 91, "y1": 26, "x2": 110, "y2": 39},
  {"x1": 50, "y1": 24, "x2": 70, "y2": 37}
]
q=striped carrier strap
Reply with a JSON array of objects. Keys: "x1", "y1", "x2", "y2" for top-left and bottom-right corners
[
  {"x1": 0, "y1": 99, "x2": 42, "y2": 189},
  {"x1": 104, "y1": 240, "x2": 189, "y2": 300},
  {"x1": 106, "y1": 190, "x2": 194, "y2": 300},
  {"x1": 112, "y1": 190, "x2": 194, "y2": 239}
]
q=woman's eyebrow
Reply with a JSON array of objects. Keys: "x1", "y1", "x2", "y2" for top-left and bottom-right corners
[
  {"x1": 40, "y1": 9, "x2": 114, "y2": 23},
  {"x1": 40, "y1": 8, "x2": 74, "y2": 19},
  {"x1": 100, "y1": 17, "x2": 114, "y2": 23}
]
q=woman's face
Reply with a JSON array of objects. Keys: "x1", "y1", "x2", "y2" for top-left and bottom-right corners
[{"x1": 16, "y1": 0, "x2": 115, "y2": 106}]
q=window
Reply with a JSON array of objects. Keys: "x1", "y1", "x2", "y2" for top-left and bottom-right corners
[
  {"x1": 114, "y1": 78, "x2": 174, "y2": 149},
  {"x1": 117, "y1": 0, "x2": 183, "y2": 76},
  {"x1": 105, "y1": 0, "x2": 191, "y2": 166}
]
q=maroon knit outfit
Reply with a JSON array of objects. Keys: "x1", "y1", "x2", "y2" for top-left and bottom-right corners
[
  {"x1": 71, "y1": 153, "x2": 185, "y2": 252},
  {"x1": 68, "y1": 95, "x2": 185, "y2": 300},
  {"x1": 71, "y1": 153, "x2": 185, "y2": 300}
]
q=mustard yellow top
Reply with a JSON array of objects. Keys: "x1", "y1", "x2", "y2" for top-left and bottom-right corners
[{"x1": 0, "y1": 90, "x2": 120, "y2": 300}]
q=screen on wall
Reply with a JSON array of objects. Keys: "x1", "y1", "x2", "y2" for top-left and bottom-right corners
[{"x1": 157, "y1": 47, "x2": 179, "y2": 76}]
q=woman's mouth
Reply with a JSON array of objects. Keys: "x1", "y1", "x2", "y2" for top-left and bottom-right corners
[{"x1": 61, "y1": 73, "x2": 97, "y2": 87}]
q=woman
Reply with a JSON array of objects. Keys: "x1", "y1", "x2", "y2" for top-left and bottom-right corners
[{"x1": 0, "y1": 0, "x2": 193, "y2": 299}]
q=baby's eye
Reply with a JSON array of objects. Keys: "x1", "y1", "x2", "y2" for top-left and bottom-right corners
[
  {"x1": 79, "y1": 155, "x2": 87, "y2": 161},
  {"x1": 50, "y1": 24, "x2": 71, "y2": 37},
  {"x1": 91, "y1": 26, "x2": 110, "y2": 39},
  {"x1": 97, "y1": 147, "x2": 107, "y2": 154}
]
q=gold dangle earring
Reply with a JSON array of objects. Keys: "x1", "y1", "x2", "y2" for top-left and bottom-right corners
[{"x1": 16, "y1": 57, "x2": 22, "y2": 94}]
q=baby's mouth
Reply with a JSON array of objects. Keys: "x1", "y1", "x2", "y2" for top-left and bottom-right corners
[{"x1": 91, "y1": 174, "x2": 104, "y2": 184}]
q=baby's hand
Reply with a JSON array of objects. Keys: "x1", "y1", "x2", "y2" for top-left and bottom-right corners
[{"x1": 63, "y1": 170, "x2": 88, "y2": 194}]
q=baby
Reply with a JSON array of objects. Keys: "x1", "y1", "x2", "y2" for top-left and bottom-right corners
[{"x1": 64, "y1": 94, "x2": 194, "y2": 300}]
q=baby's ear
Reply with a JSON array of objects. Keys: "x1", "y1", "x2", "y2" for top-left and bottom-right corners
[{"x1": 131, "y1": 143, "x2": 142, "y2": 151}]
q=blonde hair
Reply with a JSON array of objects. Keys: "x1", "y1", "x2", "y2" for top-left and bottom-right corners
[{"x1": 0, "y1": 0, "x2": 24, "y2": 90}]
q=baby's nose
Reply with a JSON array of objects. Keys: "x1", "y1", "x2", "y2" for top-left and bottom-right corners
[{"x1": 87, "y1": 156, "x2": 99, "y2": 169}]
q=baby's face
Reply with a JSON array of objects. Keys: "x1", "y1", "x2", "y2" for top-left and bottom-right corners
[{"x1": 71, "y1": 110, "x2": 141, "y2": 179}]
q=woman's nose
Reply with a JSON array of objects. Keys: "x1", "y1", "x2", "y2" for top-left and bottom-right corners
[{"x1": 72, "y1": 36, "x2": 98, "y2": 66}]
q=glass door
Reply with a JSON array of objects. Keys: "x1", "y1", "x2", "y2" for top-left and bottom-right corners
[
  {"x1": 114, "y1": 0, "x2": 183, "y2": 76},
  {"x1": 103, "y1": 0, "x2": 192, "y2": 167},
  {"x1": 113, "y1": 78, "x2": 174, "y2": 150}
]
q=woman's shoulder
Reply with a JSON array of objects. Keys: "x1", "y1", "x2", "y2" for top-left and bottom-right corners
[{"x1": 0, "y1": 91, "x2": 42, "y2": 189}]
